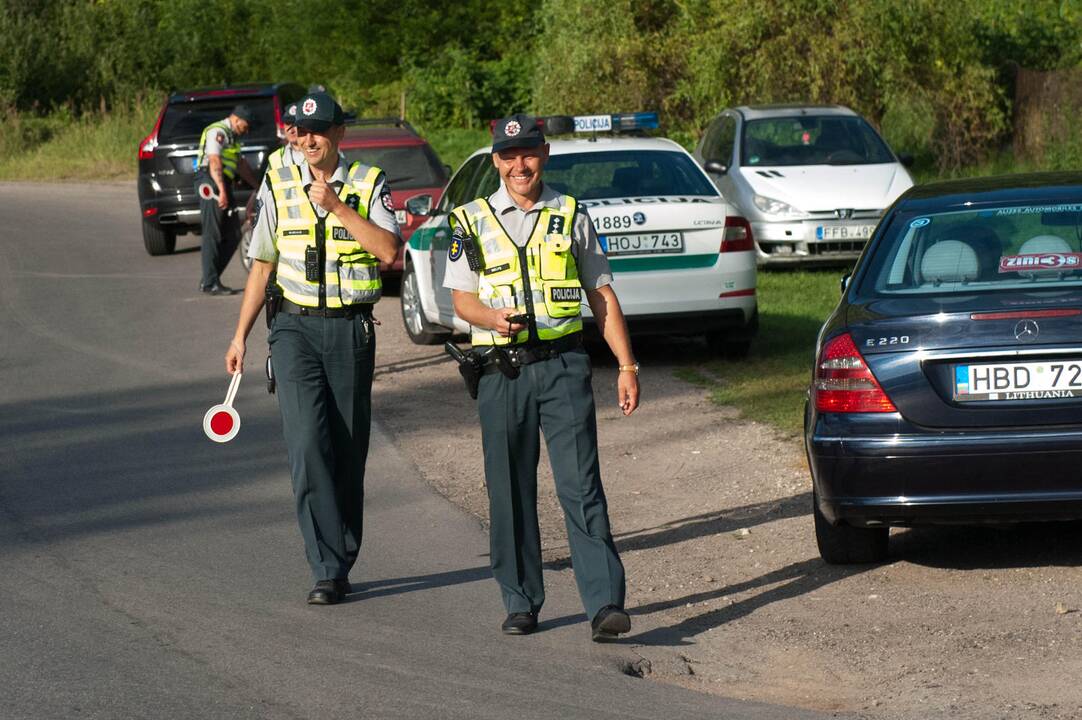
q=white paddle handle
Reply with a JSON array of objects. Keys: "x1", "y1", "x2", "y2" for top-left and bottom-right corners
[{"x1": 224, "y1": 372, "x2": 242, "y2": 407}]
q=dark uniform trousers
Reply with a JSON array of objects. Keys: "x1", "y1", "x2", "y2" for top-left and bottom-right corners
[
  {"x1": 195, "y1": 172, "x2": 241, "y2": 288},
  {"x1": 478, "y1": 346, "x2": 626, "y2": 620},
  {"x1": 269, "y1": 311, "x2": 375, "y2": 581}
]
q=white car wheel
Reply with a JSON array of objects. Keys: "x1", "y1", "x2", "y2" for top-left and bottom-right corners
[{"x1": 400, "y1": 263, "x2": 448, "y2": 345}]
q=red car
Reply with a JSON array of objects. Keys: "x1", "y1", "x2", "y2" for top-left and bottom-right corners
[{"x1": 338, "y1": 119, "x2": 449, "y2": 276}]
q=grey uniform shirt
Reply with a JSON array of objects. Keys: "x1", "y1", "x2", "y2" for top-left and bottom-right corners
[
  {"x1": 246, "y1": 157, "x2": 401, "y2": 263},
  {"x1": 198, "y1": 119, "x2": 236, "y2": 169},
  {"x1": 442, "y1": 182, "x2": 613, "y2": 293}
]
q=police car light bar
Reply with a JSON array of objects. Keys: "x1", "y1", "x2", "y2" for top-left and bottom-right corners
[{"x1": 572, "y1": 112, "x2": 659, "y2": 133}]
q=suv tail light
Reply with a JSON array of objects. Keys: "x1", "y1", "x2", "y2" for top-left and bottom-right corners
[
  {"x1": 138, "y1": 100, "x2": 167, "y2": 160},
  {"x1": 273, "y1": 97, "x2": 285, "y2": 141},
  {"x1": 814, "y1": 333, "x2": 897, "y2": 413},
  {"x1": 721, "y1": 216, "x2": 754, "y2": 253}
]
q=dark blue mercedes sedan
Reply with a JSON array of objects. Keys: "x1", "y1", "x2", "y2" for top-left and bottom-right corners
[{"x1": 805, "y1": 172, "x2": 1082, "y2": 564}]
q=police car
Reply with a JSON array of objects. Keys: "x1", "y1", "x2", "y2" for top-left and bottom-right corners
[{"x1": 400, "y1": 113, "x2": 758, "y2": 356}]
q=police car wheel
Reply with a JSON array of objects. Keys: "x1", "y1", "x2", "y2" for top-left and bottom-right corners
[
  {"x1": 401, "y1": 263, "x2": 449, "y2": 345},
  {"x1": 813, "y1": 490, "x2": 889, "y2": 565},
  {"x1": 142, "y1": 221, "x2": 176, "y2": 256}
]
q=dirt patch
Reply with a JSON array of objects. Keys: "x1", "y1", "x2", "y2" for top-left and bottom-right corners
[{"x1": 373, "y1": 294, "x2": 1082, "y2": 720}]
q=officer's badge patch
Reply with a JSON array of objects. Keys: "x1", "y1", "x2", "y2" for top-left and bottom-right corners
[
  {"x1": 448, "y1": 228, "x2": 467, "y2": 261},
  {"x1": 547, "y1": 215, "x2": 566, "y2": 234},
  {"x1": 302, "y1": 98, "x2": 317, "y2": 115},
  {"x1": 345, "y1": 194, "x2": 360, "y2": 211},
  {"x1": 550, "y1": 286, "x2": 581, "y2": 303},
  {"x1": 216, "y1": 132, "x2": 226, "y2": 144},
  {"x1": 251, "y1": 198, "x2": 262, "y2": 229},
  {"x1": 504, "y1": 120, "x2": 521, "y2": 137},
  {"x1": 381, "y1": 190, "x2": 394, "y2": 212}
]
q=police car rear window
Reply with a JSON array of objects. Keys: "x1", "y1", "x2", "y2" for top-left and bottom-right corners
[
  {"x1": 159, "y1": 98, "x2": 277, "y2": 144},
  {"x1": 543, "y1": 151, "x2": 718, "y2": 200},
  {"x1": 342, "y1": 145, "x2": 447, "y2": 190}
]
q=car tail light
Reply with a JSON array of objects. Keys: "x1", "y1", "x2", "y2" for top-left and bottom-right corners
[
  {"x1": 143, "y1": 207, "x2": 158, "y2": 217},
  {"x1": 273, "y1": 97, "x2": 285, "y2": 141},
  {"x1": 721, "y1": 216, "x2": 754, "y2": 253},
  {"x1": 138, "y1": 99, "x2": 167, "y2": 160},
  {"x1": 814, "y1": 333, "x2": 897, "y2": 413}
]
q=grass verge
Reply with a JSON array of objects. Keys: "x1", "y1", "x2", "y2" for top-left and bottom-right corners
[{"x1": 677, "y1": 270, "x2": 842, "y2": 436}]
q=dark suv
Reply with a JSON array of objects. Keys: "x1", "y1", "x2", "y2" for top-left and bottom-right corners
[{"x1": 137, "y1": 82, "x2": 304, "y2": 256}]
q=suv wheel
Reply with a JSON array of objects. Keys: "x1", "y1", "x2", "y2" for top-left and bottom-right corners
[
  {"x1": 401, "y1": 262, "x2": 448, "y2": 345},
  {"x1": 142, "y1": 222, "x2": 176, "y2": 256},
  {"x1": 813, "y1": 491, "x2": 889, "y2": 564},
  {"x1": 239, "y1": 223, "x2": 253, "y2": 272}
]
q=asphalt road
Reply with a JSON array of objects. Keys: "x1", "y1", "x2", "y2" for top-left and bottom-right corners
[{"x1": 0, "y1": 183, "x2": 835, "y2": 720}]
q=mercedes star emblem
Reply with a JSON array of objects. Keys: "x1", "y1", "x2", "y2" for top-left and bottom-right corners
[{"x1": 1014, "y1": 319, "x2": 1040, "y2": 343}]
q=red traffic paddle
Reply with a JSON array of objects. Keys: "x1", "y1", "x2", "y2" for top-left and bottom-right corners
[{"x1": 204, "y1": 372, "x2": 242, "y2": 443}]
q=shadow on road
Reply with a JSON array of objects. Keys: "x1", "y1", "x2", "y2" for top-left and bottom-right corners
[{"x1": 893, "y1": 521, "x2": 1082, "y2": 570}]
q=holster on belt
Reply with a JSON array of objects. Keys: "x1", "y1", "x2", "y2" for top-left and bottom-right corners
[
  {"x1": 265, "y1": 274, "x2": 281, "y2": 393},
  {"x1": 444, "y1": 342, "x2": 485, "y2": 399}
]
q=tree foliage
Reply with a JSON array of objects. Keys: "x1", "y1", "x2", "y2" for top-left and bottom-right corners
[{"x1": 1, "y1": 0, "x2": 1081, "y2": 171}]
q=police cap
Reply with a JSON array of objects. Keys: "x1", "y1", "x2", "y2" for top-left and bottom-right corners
[
  {"x1": 491, "y1": 113, "x2": 545, "y2": 153},
  {"x1": 231, "y1": 104, "x2": 255, "y2": 123},
  {"x1": 294, "y1": 92, "x2": 344, "y2": 132},
  {"x1": 284, "y1": 103, "x2": 298, "y2": 127}
]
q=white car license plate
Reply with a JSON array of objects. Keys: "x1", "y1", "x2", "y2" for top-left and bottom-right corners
[
  {"x1": 603, "y1": 232, "x2": 684, "y2": 256},
  {"x1": 816, "y1": 224, "x2": 874, "y2": 240},
  {"x1": 395, "y1": 210, "x2": 407, "y2": 225},
  {"x1": 954, "y1": 360, "x2": 1082, "y2": 401}
]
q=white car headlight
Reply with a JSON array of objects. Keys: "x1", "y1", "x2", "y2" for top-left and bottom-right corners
[{"x1": 752, "y1": 194, "x2": 807, "y2": 219}]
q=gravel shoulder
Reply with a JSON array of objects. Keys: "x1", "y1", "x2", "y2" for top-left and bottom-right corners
[{"x1": 373, "y1": 291, "x2": 1082, "y2": 720}]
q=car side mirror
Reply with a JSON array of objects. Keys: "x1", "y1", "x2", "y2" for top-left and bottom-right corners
[
  {"x1": 898, "y1": 153, "x2": 915, "y2": 168},
  {"x1": 406, "y1": 194, "x2": 434, "y2": 217},
  {"x1": 704, "y1": 160, "x2": 728, "y2": 175},
  {"x1": 443, "y1": 164, "x2": 452, "y2": 178},
  {"x1": 840, "y1": 273, "x2": 852, "y2": 294}
]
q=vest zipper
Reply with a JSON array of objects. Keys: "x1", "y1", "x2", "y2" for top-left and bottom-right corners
[
  {"x1": 316, "y1": 216, "x2": 327, "y2": 309},
  {"x1": 517, "y1": 244, "x2": 539, "y2": 345}
]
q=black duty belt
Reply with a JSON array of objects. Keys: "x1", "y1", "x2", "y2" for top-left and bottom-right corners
[
  {"x1": 482, "y1": 333, "x2": 583, "y2": 373},
  {"x1": 281, "y1": 298, "x2": 373, "y2": 318}
]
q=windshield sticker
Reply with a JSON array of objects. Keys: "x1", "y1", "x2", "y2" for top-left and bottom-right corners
[
  {"x1": 994, "y1": 204, "x2": 1082, "y2": 216},
  {"x1": 909, "y1": 217, "x2": 931, "y2": 228},
  {"x1": 749, "y1": 155, "x2": 760, "y2": 164},
  {"x1": 999, "y1": 252, "x2": 1082, "y2": 272}
]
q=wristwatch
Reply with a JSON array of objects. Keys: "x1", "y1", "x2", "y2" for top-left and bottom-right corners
[{"x1": 618, "y1": 362, "x2": 640, "y2": 374}]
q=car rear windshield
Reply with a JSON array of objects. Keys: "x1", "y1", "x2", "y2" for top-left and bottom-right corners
[
  {"x1": 159, "y1": 98, "x2": 277, "y2": 144},
  {"x1": 539, "y1": 150, "x2": 719, "y2": 199},
  {"x1": 341, "y1": 144, "x2": 447, "y2": 190},
  {"x1": 859, "y1": 202, "x2": 1082, "y2": 297},
  {"x1": 742, "y1": 116, "x2": 894, "y2": 167}
]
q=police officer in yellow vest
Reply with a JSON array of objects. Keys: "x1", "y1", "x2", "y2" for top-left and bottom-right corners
[
  {"x1": 266, "y1": 103, "x2": 303, "y2": 171},
  {"x1": 444, "y1": 114, "x2": 640, "y2": 641},
  {"x1": 224, "y1": 92, "x2": 401, "y2": 604},
  {"x1": 195, "y1": 104, "x2": 260, "y2": 294}
]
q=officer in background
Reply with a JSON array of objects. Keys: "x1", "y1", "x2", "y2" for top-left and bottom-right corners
[
  {"x1": 266, "y1": 103, "x2": 302, "y2": 170},
  {"x1": 444, "y1": 114, "x2": 640, "y2": 641},
  {"x1": 224, "y1": 91, "x2": 401, "y2": 604},
  {"x1": 195, "y1": 105, "x2": 260, "y2": 295}
]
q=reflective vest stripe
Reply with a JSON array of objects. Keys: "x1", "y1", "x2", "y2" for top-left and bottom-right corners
[
  {"x1": 451, "y1": 195, "x2": 583, "y2": 347},
  {"x1": 197, "y1": 120, "x2": 240, "y2": 178}
]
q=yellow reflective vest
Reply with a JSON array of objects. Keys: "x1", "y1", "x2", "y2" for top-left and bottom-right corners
[
  {"x1": 267, "y1": 162, "x2": 384, "y2": 308},
  {"x1": 266, "y1": 145, "x2": 297, "y2": 171},
  {"x1": 450, "y1": 195, "x2": 583, "y2": 346},
  {"x1": 197, "y1": 120, "x2": 240, "y2": 179}
]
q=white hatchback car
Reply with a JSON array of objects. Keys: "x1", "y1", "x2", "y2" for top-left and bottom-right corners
[
  {"x1": 400, "y1": 116, "x2": 758, "y2": 356},
  {"x1": 694, "y1": 105, "x2": 914, "y2": 266}
]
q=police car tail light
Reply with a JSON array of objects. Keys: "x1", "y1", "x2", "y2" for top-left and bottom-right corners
[
  {"x1": 721, "y1": 216, "x2": 755, "y2": 253},
  {"x1": 814, "y1": 333, "x2": 897, "y2": 413},
  {"x1": 273, "y1": 98, "x2": 285, "y2": 140},
  {"x1": 138, "y1": 101, "x2": 167, "y2": 160}
]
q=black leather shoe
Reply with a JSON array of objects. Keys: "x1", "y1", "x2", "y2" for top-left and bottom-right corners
[
  {"x1": 501, "y1": 612, "x2": 538, "y2": 635},
  {"x1": 201, "y1": 281, "x2": 238, "y2": 295},
  {"x1": 591, "y1": 605, "x2": 631, "y2": 642},
  {"x1": 306, "y1": 579, "x2": 351, "y2": 605}
]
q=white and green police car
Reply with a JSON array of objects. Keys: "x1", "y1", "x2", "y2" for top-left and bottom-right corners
[{"x1": 399, "y1": 113, "x2": 758, "y2": 356}]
